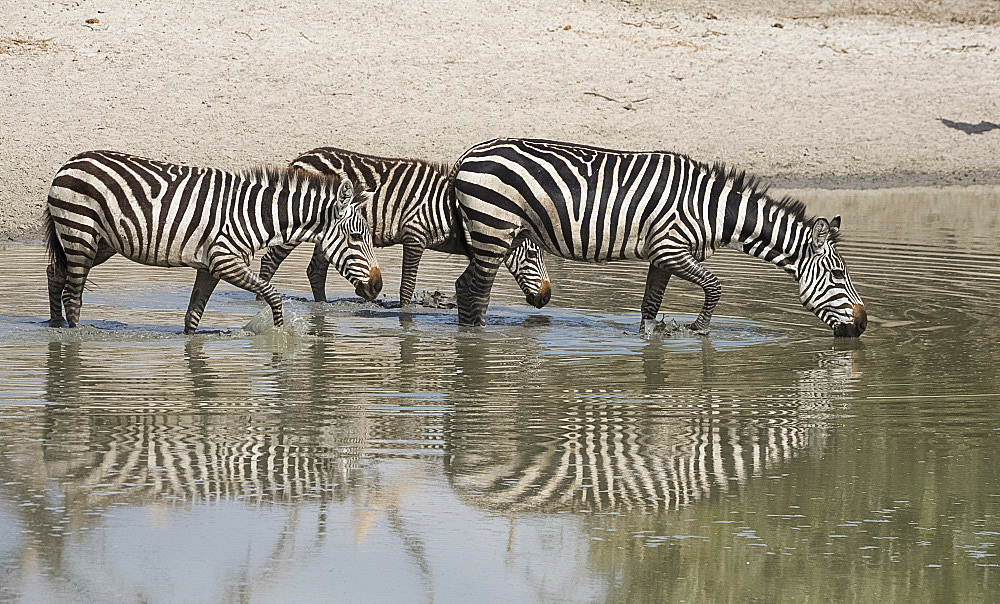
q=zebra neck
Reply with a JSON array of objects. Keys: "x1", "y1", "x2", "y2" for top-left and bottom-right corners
[{"x1": 725, "y1": 193, "x2": 806, "y2": 275}]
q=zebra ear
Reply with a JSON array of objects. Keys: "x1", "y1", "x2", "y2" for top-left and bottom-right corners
[
  {"x1": 811, "y1": 218, "x2": 831, "y2": 250},
  {"x1": 830, "y1": 215, "x2": 842, "y2": 231},
  {"x1": 333, "y1": 179, "x2": 354, "y2": 219}
]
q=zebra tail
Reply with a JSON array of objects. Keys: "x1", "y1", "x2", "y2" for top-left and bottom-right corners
[
  {"x1": 43, "y1": 207, "x2": 67, "y2": 270},
  {"x1": 442, "y1": 169, "x2": 475, "y2": 259}
]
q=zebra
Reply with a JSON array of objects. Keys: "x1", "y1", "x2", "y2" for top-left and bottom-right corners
[
  {"x1": 257, "y1": 147, "x2": 552, "y2": 308},
  {"x1": 451, "y1": 138, "x2": 867, "y2": 336},
  {"x1": 44, "y1": 150, "x2": 382, "y2": 334}
]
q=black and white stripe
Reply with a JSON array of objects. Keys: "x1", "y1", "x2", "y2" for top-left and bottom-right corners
[
  {"x1": 56, "y1": 415, "x2": 363, "y2": 503},
  {"x1": 447, "y1": 350, "x2": 858, "y2": 514},
  {"x1": 448, "y1": 415, "x2": 824, "y2": 512},
  {"x1": 259, "y1": 147, "x2": 552, "y2": 308},
  {"x1": 452, "y1": 138, "x2": 867, "y2": 336},
  {"x1": 44, "y1": 150, "x2": 382, "y2": 333}
]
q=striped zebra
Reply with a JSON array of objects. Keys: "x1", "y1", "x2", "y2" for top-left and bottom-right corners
[
  {"x1": 452, "y1": 138, "x2": 867, "y2": 336},
  {"x1": 44, "y1": 151, "x2": 382, "y2": 334},
  {"x1": 258, "y1": 147, "x2": 552, "y2": 308}
]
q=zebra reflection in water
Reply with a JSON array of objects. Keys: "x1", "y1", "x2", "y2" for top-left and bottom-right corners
[
  {"x1": 26, "y1": 332, "x2": 862, "y2": 515},
  {"x1": 443, "y1": 345, "x2": 862, "y2": 514},
  {"x1": 0, "y1": 330, "x2": 862, "y2": 596}
]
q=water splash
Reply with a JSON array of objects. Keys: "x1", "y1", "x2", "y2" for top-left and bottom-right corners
[{"x1": 241, "y1": 304, "x2": 311, "y2": 346}]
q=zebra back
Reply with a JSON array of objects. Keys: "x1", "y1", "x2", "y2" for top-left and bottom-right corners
[{"x1": 292, "y1": 147, "x2": 457, "y2": 250}]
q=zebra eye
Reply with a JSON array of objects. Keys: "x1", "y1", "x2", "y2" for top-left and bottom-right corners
[
  {"x1": 831, "y1": 269, "x2": 845, "y2": 279},
  {"x1": 349, "y1": 232, "x2": 362, "y2": 243},
  {"x1": 526, "y1": 248, "x2": 538, "y2": 259}
]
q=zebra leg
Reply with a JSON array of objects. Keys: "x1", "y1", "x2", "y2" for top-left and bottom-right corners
[
  {"x1": 455, "y1": 257, "x2": 501, "y2": 326},
  {"x1": 658, "y1": 252, "x2": 721, "y2": 335},
  {"x1": 61, "y1": 255, "x2": 97, "y2": 328},
  {"x1": 47, "y1": 262, "x2": 67, "y2": 326},
  {"x1": 258, "y1": 243, "x2": 297, "y2": 284},
  {"x1": 399, "y1": 240, "x2": 427, "y2": 306},
  {"x1": 47, "y1": 238, "x2": 115, "y2": 326},
  {"x1": 306, "y1": 245, "x2": 331, "y2": 302},
  {"x1": 184, "y1": 268, "x2": 221, "y2": 334},
  {"x1": 640, "y1": 263, "x2": 672, "y2": 335},
  {"x1": 210, "y1": 252, "x2": 285, "y2": 328}
]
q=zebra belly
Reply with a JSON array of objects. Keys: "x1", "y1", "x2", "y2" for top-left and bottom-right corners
[
  {"x1": 523, "y1": 223, "x2": 650, "y2": 264},
  {"x1": 99, "y1": 211, "x2": 218, "y2": 269}
]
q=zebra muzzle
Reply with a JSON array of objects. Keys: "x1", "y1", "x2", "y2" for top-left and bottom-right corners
[
  {"x1": 525, "y1": 279, "x2": 552, "y2": 309},
  {"x1": 356, "y1": 266, "x2": 383, "y2": 301},
  {"x1": 833, "y1": 303, "x2": 867, "y2": 337},
  {"x1": 853, "y1": 303, "x2": 868, "y2": 334}
]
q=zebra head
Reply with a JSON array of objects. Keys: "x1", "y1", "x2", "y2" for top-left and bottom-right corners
[
  {"x1": 504, "y1": 239, "x2": 552, "y2": 308},
  {"x1": 796, "y1": 216, "x2": 867, "y2": 337},
  {"x1": 317, "y1": 179, "x2": 382, "y2": 301}
]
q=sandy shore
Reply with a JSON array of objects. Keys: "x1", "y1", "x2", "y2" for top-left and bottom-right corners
[{"x1": 1, "y1": 0, "x2": 998, "y2": 241}]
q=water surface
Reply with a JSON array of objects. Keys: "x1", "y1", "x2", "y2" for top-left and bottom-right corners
[{"x1": 0, "y1": 187, "x2": 998, "y2": 601}]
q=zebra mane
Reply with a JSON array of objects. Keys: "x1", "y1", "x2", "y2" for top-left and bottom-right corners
[
  {"x1": 382, "y1": 156, "x2": 451, "y2": 178},
  {"x1": 302, "y1": 146, "x2": 452, "y2": 178},
  {"x1": 708, "y1": 161, "x2": 842, "y2": 245},
  {"x1": 244, "y1": 165, "x2": 345, "y2": 198}
]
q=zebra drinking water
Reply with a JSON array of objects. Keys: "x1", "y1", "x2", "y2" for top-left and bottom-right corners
[
  {"x1": 44, "y1": 151, "x2": 382, "y2": 333},
  {"x1": 258, "y1": 147, "x2": 552, "y2": 308},
  {"x1": 451, "y1": 138, "x2": 867, "y2": 336}
]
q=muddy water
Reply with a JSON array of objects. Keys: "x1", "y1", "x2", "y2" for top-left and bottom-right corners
[{"x1": 0, "y1": 187, "x2": 998, "y2": 601}]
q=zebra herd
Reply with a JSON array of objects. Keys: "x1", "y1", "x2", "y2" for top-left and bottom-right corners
[{"x1": 44, "y1": 138, "x2": 867, "y2": 337}]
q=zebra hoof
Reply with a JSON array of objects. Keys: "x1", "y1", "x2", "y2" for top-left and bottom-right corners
[
  {"x1": 688, "y1": 323, "x2": 710, "y2": 336},
  {"x1": 48, "y1": 317, "x2": 66, "y2": 328},
  {"x1": 640, "y1": 318, "x2": 658, "y2": 337}
]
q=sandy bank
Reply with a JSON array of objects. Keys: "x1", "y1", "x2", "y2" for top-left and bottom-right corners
[{"x1": 1, "y1": 0, "x2": 998, "y2": 241}]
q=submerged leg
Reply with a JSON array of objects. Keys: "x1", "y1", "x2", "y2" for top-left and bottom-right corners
[
  {"x1": 61, "y1": 258, "x2": 96, "y2": 328},
  {"x1": 306, "y1": 245, "x2": 331, "y2": 302},
  {"x1": 640, "y1": 263, "x2": 672, "y2": 335},
  {"x1": 210, "y1": 250, "x2": 285, "y2": 328},
  {"x1": 656, "y1": 250, "x2": 721, "y2": 335},
  {"x1": 453, "y1": 207, "x2": 516, "y2": 325},
  {"x1": 258, "y1": 243, "x2": 297, "y2": 284},
  {"x1": 184, "y1": 268, "x2": 221, "y2": 334},
  {"x1": 455, "y1": 257, "x2": 502, "y2": 326},
  {"x1": 47, "y1": 262, "x2": 67, "y2": 326},
  {"x1": 399, "y1": 240, "x2": 427, "y2": 306},
  {"x1": 47, "y1": 238, "x2": 115, "y2": 326}
]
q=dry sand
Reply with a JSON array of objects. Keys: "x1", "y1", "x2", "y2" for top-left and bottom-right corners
[{"x1": 1, "y1": 0, "x2": 998, "y2": 241}]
